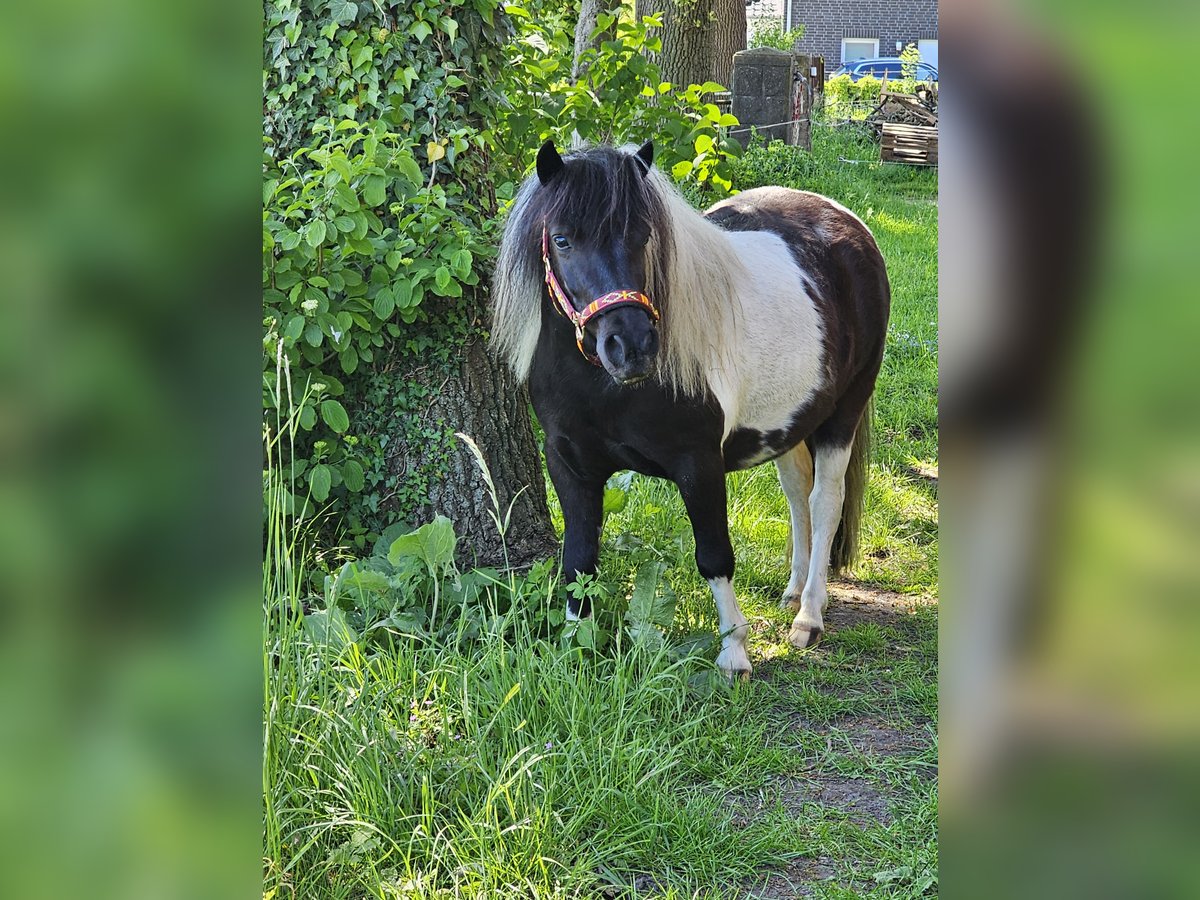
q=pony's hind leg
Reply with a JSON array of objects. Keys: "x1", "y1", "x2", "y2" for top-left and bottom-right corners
[
  {"x1": 776, "y1": 442, "x2": 814, "y2": 612},
  {"x1": 789, "y1": 442, "x2": 853, "y2": 649}
]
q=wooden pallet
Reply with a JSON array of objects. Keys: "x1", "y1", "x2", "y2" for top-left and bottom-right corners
[{"x1": 881, "y1": 122, "x2": 939, "y2": 166}]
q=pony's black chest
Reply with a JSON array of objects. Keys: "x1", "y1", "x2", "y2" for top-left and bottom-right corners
[{"x1": 528, "y1": 362, "x2": 724, "y2": 482}]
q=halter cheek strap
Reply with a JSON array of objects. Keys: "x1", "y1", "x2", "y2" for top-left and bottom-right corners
[{"x1": 542, "y1": 225, "x2": 659, "y2": 365}]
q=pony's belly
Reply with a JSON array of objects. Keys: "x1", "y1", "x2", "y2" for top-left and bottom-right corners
[{"x1": 722, "y1": 393, "x2": 830, "y2": 471}]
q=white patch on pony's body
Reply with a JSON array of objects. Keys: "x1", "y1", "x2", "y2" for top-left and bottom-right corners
[
  {"x1": 708, "y1": 229, "x2": 825, "y2": 442},
  {"x1": 709, "y1": 576, "x2": 751, "y2": 678}
]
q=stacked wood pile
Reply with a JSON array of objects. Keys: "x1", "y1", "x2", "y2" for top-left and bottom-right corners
[
  {"x1": 880, "y1": 122, "x2": 939, "y2": 165},
  {"x1": 869, "y1": 88, "x2": 938, "y2": 166}
]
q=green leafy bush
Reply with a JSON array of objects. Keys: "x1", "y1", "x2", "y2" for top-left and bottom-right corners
[
  {"x1": 496, "y1": 10, "x2": 741, "y2": 192},
  {"x1": 747, "y1": 19, "x2": 803, "y2": 51},
  {"x1": 306, "y1": 514, "x2": 681, "y2": 655},
  {"x1": 822, "y1": 73, "x2": 883, "y2": 120},
  {"x1": 263, "y1": 0, "x2": 511, "y2": 544}
]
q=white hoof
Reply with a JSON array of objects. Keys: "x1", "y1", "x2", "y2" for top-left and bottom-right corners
[
  {"x1": 716, "y1": 643, "x2": 753, "y2": 682},
  {"x1": 787, "y1": 615, "x2": 824, "y2": 650}
]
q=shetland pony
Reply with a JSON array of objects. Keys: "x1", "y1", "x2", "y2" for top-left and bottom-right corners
[{"x1": 492, "y1": 140, "x2": 890, "y2": 678}]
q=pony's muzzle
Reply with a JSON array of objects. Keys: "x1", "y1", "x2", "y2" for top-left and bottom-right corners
[{"x1": 596, "y1": 309, "x2": 659, "y2": 384}]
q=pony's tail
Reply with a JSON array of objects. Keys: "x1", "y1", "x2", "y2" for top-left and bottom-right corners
[{"x1": 830, "y1": 401, "x2": 872, "y2": 575}]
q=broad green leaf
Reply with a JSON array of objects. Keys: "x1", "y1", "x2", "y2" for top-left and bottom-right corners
[
  {"x1": 320, "y1": 399, "x2": 350, "y2": 433},
  {"x1": 451, "y1": 248, "x2": 472, "y2": 278},
  {"x1": 671, "y1": 160, "x2": 693, "y2": 178},
  {"x1": 298, "y1": 403, "x2": 317, "y2": 430},
  {"x1": 426, "y1": 141, "x2": 445, "y2": 162},
  {"x1": 342, "y1": 459, "x2": 365, "y2": 492},
  {"x1": 434, "y1": 266, "x2": 451, "y2": 291},
  {"x1": 568, "y1": 617, "x2": 597, "y2": 650},
  {"x1": 334, "y1": 183, "x2": 359, "y2": 211},
  {"x1": 602, "y1": 487, "x2": 627, "y2": 516},
  {"x1": 363, "y1": 174, "x2": 387, "y2": 207},
  {"x1": 385, "y1": 250, "x2": 402, "y2": 270},
  {"x1": 302, "y1": 606, "x2": 356, "y2": 653},
  {"x1": 394, "y1": 153, "x2": 423, "y2": 186},
  {"x1": 305, "y1": 219, "x2": 327, "y2": 247},
  {"x1": 283, "y1": 315, "x2": 305, "y2": 341},
  {"x1": 304, "y1": 321, "x2": 324, "y2": 347},
  {"x1": 334, "y1": 215, "x2": 356, "y2": 232},
  {"x1": 339, "y1": 345, "x2": 358, "y2": 374},
  {"x1": 309, "y1": 464, "x2": 332, "y2": 501},
  {"x1": 373, "y1": 286, "x2": 395, "y2": 319},
  {"x1": 279, "y1": 230, "x2": 301, "y2": 251},
  {"x1": 392, "y1": 279, "x2": 413, "y2": 308},
  {"x1": 328, "y1": 0, "x2": 357, "y2": 26},
  {"x1": 388, "y1": 515, "x2": 457, "y2": 572},
  {"x1": 411, "y1": 20, "x2": 432, "y2": 43},
  {"x1": 694, "y1": 133, "x2": 714, "y2": 155},
  {"x1": 329, "y1": 153, "x2": 352, "y2": 183},
  {"x1": 331, "y1": 561, "x2": 390, "y2": 605}
]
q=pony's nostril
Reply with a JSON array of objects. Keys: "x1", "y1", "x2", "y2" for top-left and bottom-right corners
[
  {"x1": 604, "y1": 333, "x2": 627, "y2": 366},
  {"x1": 640, "y1": 328, "x2": 659, "y2": 357}
]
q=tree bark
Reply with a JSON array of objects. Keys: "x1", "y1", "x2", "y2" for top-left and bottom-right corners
[
  {"x1": 573, "y1": 0, "x2": 616, "y2": 82},
  {"x1": 636, "y1": 0, "x2": 711, "y2": 91},
  {"x1": 379, "y1": 338, "x2": 557, "y2": 569},
  {"x1": 708, "y1": 0, "x2": 745, "y2": 89}
]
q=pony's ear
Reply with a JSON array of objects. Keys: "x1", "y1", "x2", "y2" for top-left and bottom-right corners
[
  {"x1": 634, "y1": 140, "x2": 655, "y2": 173},
  {"x1": 536, "y1": 140, "x2": 565, "y2": 185}
]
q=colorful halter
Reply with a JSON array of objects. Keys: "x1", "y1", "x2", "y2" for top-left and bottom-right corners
[{"x1": 542, "y1": 225, "x2": 659, "y2": 366}]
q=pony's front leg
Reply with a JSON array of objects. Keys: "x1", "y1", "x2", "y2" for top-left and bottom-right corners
[
  {"x1": 545, "y1": 446, "x2": 605, "y2": 620},
  {"x1": 789, "y1": 442, "x2": 853, "y2": 649},
  {"x1": 677, "y1": 460, "x2": 751, "y2": 680}
]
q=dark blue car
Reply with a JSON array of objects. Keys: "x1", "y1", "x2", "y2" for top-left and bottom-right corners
[{"x1": 833, "y1": 57, "x2": 938, "y2": 83}]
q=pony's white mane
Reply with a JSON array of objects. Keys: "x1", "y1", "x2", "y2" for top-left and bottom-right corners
[
  {"x1": 643, "y1": 166, "x2": 744, "y2": 396},
  {"x1": 490, "y1": 146, "x2": 745, "y2": 398},
  {"x1": 490, "y1": 175, "x2": 545, "y2": 382}
]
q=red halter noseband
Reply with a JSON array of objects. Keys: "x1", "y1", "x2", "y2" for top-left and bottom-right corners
[{"x1": 541, "y1": 225, "x2": 659, "y2": 366}]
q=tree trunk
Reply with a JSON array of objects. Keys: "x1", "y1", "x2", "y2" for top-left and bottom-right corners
[
  {"x1": 637, "y1": 0, "x2": 714, "y2": 92},
  {"x1": 378, "y1": 338, "x2": 557, "y2": 569},
  {"x1": 573, "y1": 0, "x2": 613, "y2": 81},
  {"x1": 708, "y1": 0, "x2": 745, "y2": 88}
]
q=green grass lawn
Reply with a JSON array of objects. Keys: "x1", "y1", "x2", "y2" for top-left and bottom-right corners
[{"x1": 264, "y1": 126, "x2": 938, "y2": 899}]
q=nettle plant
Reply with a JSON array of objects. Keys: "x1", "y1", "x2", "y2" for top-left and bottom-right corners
[{"x1": 496, "y1": 10, "x2": 742, "y2": 193}]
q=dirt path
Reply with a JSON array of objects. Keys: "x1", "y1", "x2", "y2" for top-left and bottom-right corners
[{"x1": 738, "y1": 583, "x2": 938, "y2": 898}]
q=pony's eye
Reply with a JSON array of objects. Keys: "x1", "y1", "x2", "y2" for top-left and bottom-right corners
[{"x1": 552, "y1": 235, "x2": 571, "y2": 251}]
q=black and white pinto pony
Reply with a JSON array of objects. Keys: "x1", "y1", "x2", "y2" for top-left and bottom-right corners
[{"x1": 492, "y1": 140, "x2": 890, "y2": 679}]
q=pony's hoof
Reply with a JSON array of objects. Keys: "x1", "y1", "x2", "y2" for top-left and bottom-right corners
[
  {"x1": 716, "y1": 645, "x2": 753, "y2": 682},
  {"x1": 720, "y1": 665, "x2": 752, "y2": 684},
  {"x1": 788, "y1": 624, "x2": 823, "y2": 650},
  {"x1": 779, "y1": 593, "x2": 802, "y2": 612}
]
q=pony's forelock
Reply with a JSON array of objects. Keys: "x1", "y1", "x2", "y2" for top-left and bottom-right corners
[{"x1": 491, "y1": 145, "x2": 744, "y2": 395}]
